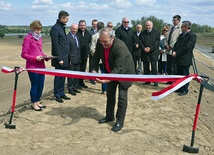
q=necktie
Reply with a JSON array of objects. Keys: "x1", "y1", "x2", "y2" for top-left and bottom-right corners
[
  {"x1": 74, "y1": 35, "x2": 79, "y2": 48},
  {"x1": 168, "y1": 26, "x2": 175, "y2": 45}
]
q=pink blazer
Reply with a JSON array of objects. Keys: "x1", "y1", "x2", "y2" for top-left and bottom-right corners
[{"x1": 21, "y1": 33, "x2": 46, "y2": 69}]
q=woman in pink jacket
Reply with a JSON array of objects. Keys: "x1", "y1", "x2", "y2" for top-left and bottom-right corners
[{"x1": 21, "y1": 20, "x2": 50, "y2": 111}]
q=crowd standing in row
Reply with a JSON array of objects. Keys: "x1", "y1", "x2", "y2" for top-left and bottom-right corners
[{"x1": 21, "y1": 11, "x2": 196, "y2": 132}]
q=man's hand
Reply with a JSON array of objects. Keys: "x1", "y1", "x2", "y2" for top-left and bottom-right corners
[
  {"x1": 172, "y1": 51, "x2": 176, "y2": 57},
  {"x1": 96, "y1": 78, "x2": 110, "y2": 84},
  {"x1": 91, "y1": 70, "x2": 97, "y2": 73},
  {"x1": 59, "y1": 61, "x2": 64, "y2": 65},
  {"x1": 145, "y1": 47, "x2": 151, "y2": 53}
]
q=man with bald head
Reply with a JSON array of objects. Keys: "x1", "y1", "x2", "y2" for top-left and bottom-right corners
[
  {"x1": 67, "y1": 23, "x2": 81, "y2": 96},
  {"x1": 139, "y1": 20, "x2": 160, "y2": 86},
  {"x1": 115, "y1": 17, "x2": 134, "y2": 54}
]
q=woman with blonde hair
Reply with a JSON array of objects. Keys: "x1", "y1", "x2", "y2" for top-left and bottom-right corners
[
  {"x1": 158, "y1": 26, "x2": 169, "y2": 75},
  {"x1": 21, "y1": 20, "x2": 51, "y2": 111}
]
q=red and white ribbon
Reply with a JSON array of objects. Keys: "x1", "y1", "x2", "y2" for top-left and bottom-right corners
[{"x1": 2, "y1": 66, "x2": 202, "y2": 100}]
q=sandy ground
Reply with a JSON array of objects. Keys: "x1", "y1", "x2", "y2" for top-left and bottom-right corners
[{"x1": 0, "y1": 36, "x2": 214, "y2": 155}]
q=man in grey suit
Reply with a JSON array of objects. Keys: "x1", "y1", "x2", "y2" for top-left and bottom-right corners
[
  {"x1": 67, "y1": 23, "x2": 81, "y2": 96},
  {"x1": 165, "y1": 15, "x2": 182, "y2": 76},
  {"x1": 91, "y1": 28, "x2": 135, "y2": 132}
]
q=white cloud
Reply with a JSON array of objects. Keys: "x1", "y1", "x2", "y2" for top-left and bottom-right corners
[
  {"x1": 110, "y1": 0, "x2": 132, "y2": 8},
  {"x1": 0, "y1": 1, "x2": 12, "y2": 10},
  {"x1": 135, "y1": 0, "x2": 156, "y2": 6},
  {"x1": 33, "y1": 0, "x2": 53, "y2": 5}
]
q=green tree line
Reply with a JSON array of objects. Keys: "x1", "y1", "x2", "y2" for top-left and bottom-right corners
[{"x1": 0, "y1": 15, "x2": 213, "y2": 39}]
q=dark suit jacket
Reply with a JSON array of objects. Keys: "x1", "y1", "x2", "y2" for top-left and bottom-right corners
[
  {"x1": 139, "y1": 28, "x2": 160, "y2": 62},
  {"x1": 50, "y1": 20, "x2": 69, "y2": 68},
  {"x1": 67, "y1": 32, "x2": 81, "y2": 65},
  {"x1": 92, "y1": 38, "x2": 135, "y2": 89},
  {"x1": 115, "y1": 26, "x2": 134, "y2": 54},
  {"x1": 133, "y1": 31, "x2": 142, "y2": 57},
  {"x1": 77, "y1": 29, "x2": 92, "y2": 61},
  {"x1": 173, "y1": 30, "x2": 196, "y2": 66}
]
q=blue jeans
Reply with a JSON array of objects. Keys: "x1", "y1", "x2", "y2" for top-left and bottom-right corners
[{"x1": 28, "y1": 72, "x2": 45, "y2": 103}]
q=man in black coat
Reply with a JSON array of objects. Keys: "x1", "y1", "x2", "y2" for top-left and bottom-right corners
[
  {"x1": 91, "y1": 28, "x2": 135, "y2": 132},
  {"x1": 133, "y1": 24, "x2": 143, "y2": 74},
  {"x1": 115, "y1": 17, "x2": 134, "y2": 54},
  {"x1": 76, "y1": 20, "x2": 92, "y2": 88},
  {"x1": 172, "y1": 21, "x2": 196, "y2": 96},
  {"x1": 139, "y1": 20, "x2": 160, "y2": 86},
  {"x1": 50, "y1": 10, "x2": 71, "y2": 103},
  {"x1": 67, "y1": 23, "x2": 81, "y2": 96}
]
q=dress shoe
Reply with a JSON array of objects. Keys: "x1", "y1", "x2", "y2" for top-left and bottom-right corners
[
  {"x1": 77, "y1": 86, "x2": 82, "y2": 89},
  {"x1": 178, "y1": 91, "x2": 188, "y2": 96},
  {"x1": 38, "y1": 105, "x2": 47, "y2": 108},
  {"x1": 56, "y1": 97, "x2": 63, "y2": 103},
  {"x1": 90, "y1": 80, "x2": 96, "y2": 85},
  {"x1": 154, "y1": 82, "x2": 158, "y2": 87},
  {"x1": 61, "y1": 95, "x2": 71, "y2": 100},
  {"x1": 111, "y1": 122, "x2": 123, "y2": 132},
  {"x1": 31, "y1": 105, "x2": 42, "y2": 111},
  {"x1": 81, "y1": 84, "x2": 88, "y2": 88},
  {"x1": 175, "y1": 89, "x2": 181, "y2": 93},
  {"x1": 98, "y1": 117, "x2": 115, "y2": 124},
  {"x1": 73, "y1": 89, "x2": 81, "y2": 93},
  {"x1": 69, "y1": 91, "x2": 76, "y2": 96},
  {"x1": 166, "y1": 82, "x2": 173, "y2": 84},
  {"x1": 143, "y1": 82, "x2": 150, "y2": 85}
]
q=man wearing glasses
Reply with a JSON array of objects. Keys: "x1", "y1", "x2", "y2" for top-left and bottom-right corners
[
  {"x1": 91, "y1": 28, "x2": 135, "y2": 132},
  {"x1": 115, "y1": 17, "x2": 133, "y2": 54},
  {"x1": 165, "y1": 15, "x2": 182, "y2": 77},
  {"x1": 172, "y1": 21, "x2": 196, "y2": 96}
]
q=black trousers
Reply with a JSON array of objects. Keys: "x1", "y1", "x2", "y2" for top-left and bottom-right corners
[
  {"x1": 79, "y1": 58, "x2": 87, "y2": 86},
  {"x1": 143, "y1": 61, "x2": 158, "y2": 75},
  {"x1": 167, "y1": 55, "x2": 177, "y2": 75},
  {"x1": 106, "y1": 81, "x2": 128, "y2": 125},
  {"x1": 67, "y1": 63, "x2": 80, "y2": 92},
  {"x1": 54, "y1": 67, "x2": 69, "y2": 98}
]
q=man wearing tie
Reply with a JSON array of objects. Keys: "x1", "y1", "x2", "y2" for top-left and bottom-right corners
[
  {"x1": 67, "y1": 23, "x2": 81, "y2": 95},
  {"x1": 172, "y1": 21, "x2": 196, "y2": 96},
  {"x1": 165, "y1": 15, "x2": 182, "y2": 76}
]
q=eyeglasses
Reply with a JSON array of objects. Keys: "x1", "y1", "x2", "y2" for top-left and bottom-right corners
[
  {"x1": 108, "y1": 25, "x2": 113, "y2": 28},
  {"x1": 123, "y1": 21, "x2": 129, "y2": 23},
  {"x1": 172, "y1": 19, "x2": 177, "y2": 22}
]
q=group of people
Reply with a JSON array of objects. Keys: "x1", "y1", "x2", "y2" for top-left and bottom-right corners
[{"x1": 21, "y1": 11, "x2": 196, "y2": 132}]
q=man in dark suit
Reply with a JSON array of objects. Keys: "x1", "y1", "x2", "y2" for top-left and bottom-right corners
[
  {"x1": 50, "y1": 10, "x2": 71, "y2": 103},
  {"x1": 115, "y1": 17, "x2": 134, "y2": 54},
  {"x1": 77, "y1": 20, "x2": 92, "y2": 88},
  {"x1": 67, "y1": 23, "x2": 81, "y2": 96},
  {"x1": 91, "y1": 28, "x2": 135, "y2": 132},
  {"x1": 139, "y1": 20, "x2": 160, "y2": 86},
  {"x1": 133, "y1": 24, "x2": 143, "y2": 74},
  {"x1": 172, "y1": 21, "x2": 196, "y2": 96}
]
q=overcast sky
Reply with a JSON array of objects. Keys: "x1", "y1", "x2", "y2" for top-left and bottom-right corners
[{"x1": 0, "y1": 0, "x2": 214, "y2": 27}]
